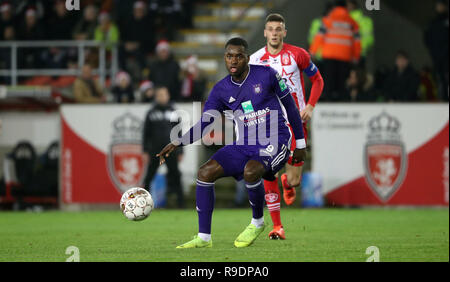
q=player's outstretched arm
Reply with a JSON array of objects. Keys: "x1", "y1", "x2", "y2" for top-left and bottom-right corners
[
  {"x1": 156, "y1": 85, "x2": 223, "y2": 166},
  {"x1": 156, "y1": 142, "x2": 179, "y2": 165},
  {"x1": 156, "y1": 110, "x2": 219, "y2": 165}
]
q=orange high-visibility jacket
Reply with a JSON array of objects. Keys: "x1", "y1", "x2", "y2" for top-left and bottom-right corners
[{"x1": 309, "y1": 7, "x2": 361, "y2": 62}]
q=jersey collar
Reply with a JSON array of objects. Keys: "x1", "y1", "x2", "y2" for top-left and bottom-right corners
[
  {"x1": 265, "y1": 43, "x2": 286, "y2": 58},
  {"x1": 230, "y1": 64, "x2": 251, "y2": 87}
]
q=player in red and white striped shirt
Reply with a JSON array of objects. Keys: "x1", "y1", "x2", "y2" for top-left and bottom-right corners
[{"x1": 250, "y1": 13, "x2": 324, "y2": 240}]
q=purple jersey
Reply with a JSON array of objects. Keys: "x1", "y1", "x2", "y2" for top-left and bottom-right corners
[
  {"x1": 176, "y1": 64, "x2": 306, "y2": 179},
  {"x1": 205, "y1": 64, "x2": 292, "y2": 146},
  {"x1": 179, "y1": 64, "x2": 305, "y2": 149}
]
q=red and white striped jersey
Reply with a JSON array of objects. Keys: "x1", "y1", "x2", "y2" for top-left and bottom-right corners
[{"x1": 250, "y1": 43, "x2": 313, "y2": 112}]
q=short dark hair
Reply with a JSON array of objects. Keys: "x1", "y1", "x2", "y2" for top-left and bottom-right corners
[
  {"x1": 396, "y1": 50, "x2": 410, "y2": 60},
  {"x1": 265, "y1": 13, "x2": 285, "y2": 24},
  {"x1": 225, "y1": 37, "x2": 249, "y2": 53}
]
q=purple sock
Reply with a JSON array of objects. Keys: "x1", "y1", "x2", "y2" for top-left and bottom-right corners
[
  {"x1": 245, "y1": 179, "x2": 265, "y2": 219},
  {"x1": 196, "y1": 179, "x2": 215, "y2": 234}
]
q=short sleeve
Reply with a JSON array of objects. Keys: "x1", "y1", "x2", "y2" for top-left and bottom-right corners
[{"x1": 203, "y1": 85, "x2": 225, "y2": 114}]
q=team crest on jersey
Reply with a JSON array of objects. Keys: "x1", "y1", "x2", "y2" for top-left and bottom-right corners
[
  {"x1": 108, "y1": 112, "x2": 147, "y2": 194},
  {"x1": 363, "y1": 112, "x2": 407, "y2": 202},
  {"x1": 253, "y1": 84, "x2": 262, "y2": 94},
  {"x1": 281, "y1": 53, "x2": 291, "y2": 66}
]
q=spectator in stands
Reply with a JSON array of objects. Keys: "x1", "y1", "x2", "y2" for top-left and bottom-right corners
[
  {"x1": 111, "y1": 71, "x2": 135, "y2": 103},
  {"x1": 307, "y1": 2, "x2": 333, "y2": 68},
  {"x1": 0, "y1": 24, "x2": 14, "y2": 83},
  {"x1": 0, "y1": 2, "x2": 16, "y2": 38},
  {"x1": 16, "y1": 8, "x2": 45, "y2": 69},
  {"x1": 39, "y1": 0, "x2": 77, "y2": 70},
  {"x1": 142, "y1": 85, "x2": 185, "y2": 208},
  {"x1": 180, "y1": 55, "x2": 207, "y2": 102},
  {"x1": 14, "y1": 0, "x2": 46, "y2": 20},
  {"x1": 0, "y1": 25, "x2": 15, "y2": 61},
  {"x1": 119, "y1": 1, "x2": 155, "y2": 72},
  {"x1": 94, "y1": 11, "x2": 119, "y2": 50},
  {"x1": 40, "y1": 46, "x2": 70, "y2": 69},
  {"x1": 424, "y1": 0, "x2": 449, "y2": 101},
  {"x1": 73, "y1": 64, "x2": 105, "y2": 103},
  {"x1": 149, "y1": 0, "x2": 183, "y2": 41},
  {"x1": 344, "y1": 67, "x2": 375, "y2": 102},
  {"x1": 118, "y1": 1, "x2": 156, "y2": 82},
  {"x1": 310, "y1": 0, "x2": 361, "y2": 102},
  {"x1": 382, "y1": 50, "x2": 420, "y2": 102},
  {"x1": 148, "y1": 40, "x2": 181, "y2": 102},
  {"x1": 139, "y1": 80, "x2": 155, "y2": 103},
  {"x1": 72, "y1": 4, "x2": 98, "y2": 40},
  {"x1": 346, "y1": 0, "x2": 374, "y2": 68},
  {"x1": 16, "y1": 7, "x2": 45, "y2": 40},
  {"x1": 45, "y1": 0, "x2": 77, "y2": 40}
]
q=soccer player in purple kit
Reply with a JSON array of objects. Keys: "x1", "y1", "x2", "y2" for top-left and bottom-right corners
[{"x1": 157, "y1": 37, "x2": 306, "y2": 248}]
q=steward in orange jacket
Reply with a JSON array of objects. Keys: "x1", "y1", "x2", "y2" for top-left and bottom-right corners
[
  {"x1": 310, "y1": 4, "x2": 361, "y2": 63},
  {"x1": 309, "y1": 0, "x2": 361, "y2": 101}
]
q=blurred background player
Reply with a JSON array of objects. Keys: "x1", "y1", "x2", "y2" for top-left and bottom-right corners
[
  {"x1": 157, "y1": 37, "x2": 306, "y2": 248},
  {"x1": 142, "y1": 86, "x2": 184, "y2": 208},
  {"x1": 250, "y1": 13, "x2": 324, "y2": 240},
  {"x1": 309, "y1": 0, "x2": 360, "y2": 102}
]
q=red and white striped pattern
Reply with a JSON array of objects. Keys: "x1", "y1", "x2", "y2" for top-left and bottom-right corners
[{"x1": 267, "y1": 202, "x2": 280, "y2": 212}]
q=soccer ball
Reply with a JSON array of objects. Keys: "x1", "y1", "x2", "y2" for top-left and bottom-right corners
[{"x1": 120, "y1": 187, "x2": 154, "y2": 221}]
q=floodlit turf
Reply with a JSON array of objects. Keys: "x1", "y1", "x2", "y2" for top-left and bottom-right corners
[{"x1": 0, "y1": 208, "x2": 448, "y2": 262}]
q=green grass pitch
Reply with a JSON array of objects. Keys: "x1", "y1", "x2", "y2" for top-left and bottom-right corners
[{"x1": 0, "y1": 208, "x2": 448, "y2": 262}]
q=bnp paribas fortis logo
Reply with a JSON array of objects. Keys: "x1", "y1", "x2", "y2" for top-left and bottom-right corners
[{"x1": 363, "y1": 111, "x2": 407, "y2": 202}]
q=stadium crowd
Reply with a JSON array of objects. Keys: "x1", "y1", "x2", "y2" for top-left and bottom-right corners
[
  {"x1": 0, "y1": 0, "x2": 210, "y2": 103},
  {"x1": 0, "y1": 0, "x2": 448, "y2": 104}
]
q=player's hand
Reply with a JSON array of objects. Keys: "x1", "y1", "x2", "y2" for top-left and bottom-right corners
[
  {"x1": 156, "y1": 142, "x2": 178, "y2": 165},
  {"x1": 292, "y1": 148, "x2": 306, "y2": 164},
  {"x1": 300, "y1": 104, "x2": 314, "y2": 122}
]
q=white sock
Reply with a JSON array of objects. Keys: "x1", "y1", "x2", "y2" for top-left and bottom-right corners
[
  {"x1": 198, "y1": 232, "x2": 211, "y2": 242},
  {"x1": 251, "y1": 217, "x2": 264, "y2": 228}
]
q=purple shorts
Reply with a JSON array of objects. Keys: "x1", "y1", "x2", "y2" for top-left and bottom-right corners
[{"x1": 211, "y1": 143, "x2": 290, "y2": 181}]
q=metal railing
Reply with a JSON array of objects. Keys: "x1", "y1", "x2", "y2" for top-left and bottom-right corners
[{"x1": 0, "y1": 40, "x2": 118, "y2": 87}]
